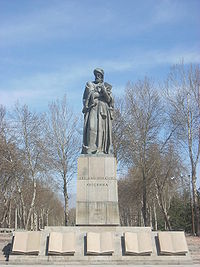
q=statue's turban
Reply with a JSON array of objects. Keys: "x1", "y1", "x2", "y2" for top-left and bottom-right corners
[{"x1": 93, "y1": 68, "x2": 104, "y2": 77}]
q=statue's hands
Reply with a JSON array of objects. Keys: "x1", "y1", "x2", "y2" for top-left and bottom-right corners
[
  {"x1": 100, "y1": 84, "x2": 111, "y2": 103},
  {"x1": 82, "y1": 102, "x2": 97, "y2": 113},
  {"x1": 93, "y1": 91, "x2": 100, "y2": 98},
  {"x1": 82, "y1": 107, "x2": 87, "y2": 113},
  {"x1": 90, "y1": 102, "x2": 97, "y2": 108},
  {"x1": 100, "y1": 84, "x2": 106, "y2": 94}
]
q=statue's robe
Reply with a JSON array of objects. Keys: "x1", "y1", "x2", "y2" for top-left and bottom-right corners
[{"x1": 82, "y1": 81, "x2": 113, "y2": 154}]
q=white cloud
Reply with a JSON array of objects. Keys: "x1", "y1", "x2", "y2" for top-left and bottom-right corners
[
  {"x1": 0, "y1": 88, "x2": 45, "y2": 108},
  {"x1": 0, "y1": 0, "x2": 191, "y2": 46},
  {"x1": 124, "y1": 46, "x2": 200, "y2": 68},
  {"x1": 0, "y1": 68, "x2": 87, "y2": 107},
  {"x1": 0, "y1": 46, "x2": 199, "y2": 109},
  {"x1": 145, "y1": 48, "x2": 200, "y2": 65},
  {"x1": 0, "y1": 1, "x2": 113, "y2": 46},
  {"x1": 0, "y1": 59, "x2": 132, "y2": 106}
]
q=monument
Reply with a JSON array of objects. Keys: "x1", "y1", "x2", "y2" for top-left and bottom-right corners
[
  {"x1": 9, "y1": 68, "x2": 192, "y2": 265},
  {"x1": 76, "y1": 68, "x2": 120, "y2": 225},
  {"x1": 81, "y1": 68, "x2": 113, "y2": 155}
]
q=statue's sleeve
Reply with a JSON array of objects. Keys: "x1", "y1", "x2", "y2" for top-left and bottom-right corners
[
  {"x1": 110, "y1": 92, "x2": 114, "y2": 108},
  {"x1": 82, "y1": 82, "x2": 93, "y2": 113},
  {"x1": 103, "y1": 82, "x2": 113, "y2": 104}
]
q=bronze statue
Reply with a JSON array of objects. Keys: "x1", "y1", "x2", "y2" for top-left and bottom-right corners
[{"x1": 81, "y1": 68, "x2": 114, "y2": 154}]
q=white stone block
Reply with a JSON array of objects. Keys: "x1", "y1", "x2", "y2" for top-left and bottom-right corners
[{"x1": 76, "y1": 155, "x2": 119, "y2": 225}]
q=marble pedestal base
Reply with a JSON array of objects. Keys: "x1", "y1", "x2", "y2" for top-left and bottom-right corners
[
  {"x1": 9, "y1": 226, "x2": 192, "y2": 265},
  {"x1": 76, "y1": 155, "x2": 120, "y2": 225}
]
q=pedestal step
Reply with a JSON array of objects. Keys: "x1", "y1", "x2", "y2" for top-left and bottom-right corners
[{"x1": 9, "y1": 226, "x2": 193, "y2": 265}]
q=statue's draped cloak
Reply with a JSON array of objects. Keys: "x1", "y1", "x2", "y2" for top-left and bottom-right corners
[{"x1": 82, "y1": 81, "x2": 113, "y2": 154}]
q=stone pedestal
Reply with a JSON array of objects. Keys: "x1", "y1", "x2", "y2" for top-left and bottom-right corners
[
  {"x1": 76, "y1": 155, "x2": 120, "y2": 225},
  {"x1": 9, "y1": 227, "x2": 193, "y2": 265}
]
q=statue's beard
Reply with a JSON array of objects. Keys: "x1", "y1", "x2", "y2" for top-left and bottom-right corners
[{"x1": 95, "y1": 78, "x2": 103, "y2": 84}]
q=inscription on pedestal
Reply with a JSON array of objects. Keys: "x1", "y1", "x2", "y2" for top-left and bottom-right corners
[
  {"x1": 78, "y1": 177, "x2": 116, "y2": 180},
  {"x1": 87, "y1": 183, "x2": 108, "y2": 186},
  {"x1": 76, "y1": 156, "x2": 120, "y2": 225}
]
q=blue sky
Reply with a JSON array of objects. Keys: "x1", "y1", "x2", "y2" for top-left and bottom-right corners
[
  {"x1": 0, "y1": 0, "x2": 199, "y2": 195},
  {"x1": 0, "y1": 0, "x2": 199, "y2": 113}
]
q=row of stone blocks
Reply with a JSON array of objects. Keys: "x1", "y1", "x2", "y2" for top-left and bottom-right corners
[
  {"x1": 12, "y1": 230, "x2": 188, "y2": 255},
  {"x1": 9, "y1": 226, "x2": 193, "y2": 265}
]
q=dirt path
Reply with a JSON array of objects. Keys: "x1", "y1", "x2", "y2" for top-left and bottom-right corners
[
  {"x1": 0, "y1": 232, "x2": 12, "y2": 262},
  {"x1": 186, "y1": 235, "x2": 200, "y2": 265}
]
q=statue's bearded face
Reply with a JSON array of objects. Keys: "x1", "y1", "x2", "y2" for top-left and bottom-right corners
[{"x1": 95, "y1": 72, "x2": 104, "y2": 84}]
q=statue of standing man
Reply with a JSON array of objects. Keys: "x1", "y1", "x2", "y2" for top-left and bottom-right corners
[{"x1": 81, "y1": 68, "x2": 114, "y2": 154}]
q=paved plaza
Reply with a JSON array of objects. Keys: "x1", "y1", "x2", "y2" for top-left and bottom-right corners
[{"x1": 0, "y1": 264, "x2": 199, "y2": 267}]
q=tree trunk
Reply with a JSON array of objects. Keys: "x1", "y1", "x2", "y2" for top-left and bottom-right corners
[
  {"x1": 162, "y1": 201, "x2": 171, "y2": 230},
  {"x1": 191, "y1": 168, "x2": 200, "y2": 236},
  {"x1": 142, "y1": 171, "x2": 147, "y2": 226},
  {"x1": 15, "y1": 208, "x2": 18, "y2": 230},
  {"x1": 46, "y1": 209, "x2": 49, "y2": 227},
  {"x1": 63, "y1": 175, "x2": 69, "y2": 226},
  {"x1": 153, "y1": 202, "x2": 158, "y2": 231},
  {"x1": 41, "y1": 209, "x2": 44, "y2": 229},
  {"x1": 137, "y1": 210, "x2": 141, "y2": 226},
  {"x1": 17, "y1": 206, "x2": 22, "y2": 228},
  {"x1": 34, "y1": 210, "x2": 38, "y2": 231},
  {"x1": 25, "y1": 181, "x2": 37, "y2": 230},
  {"x1": 156, "y1": 190, "x2": 172, "y2": 230},
  {"x1": 16, "y1": 181, "x2": 26, "y2": 229},
  {"x1": 31, "y1": 213, "x2": 34, "y2": 230},
  {"x1": 8, "y1": 201, "x2": 11, "y2": 228},
  {"x1": 149, "y1": 206, "x2": 152, "y2": 228},
  {"x1": 0, "y1": 196, "x2": 12, "y2": 228},
  {"x1": 141, "y1": 210, "x2": 144, "y2": 226}
]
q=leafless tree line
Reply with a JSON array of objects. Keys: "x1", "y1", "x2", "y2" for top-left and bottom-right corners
[
  {"x1": 114, "y1": 62, "x2": 200, "y2": 235},
  {"x1": 0, "y1": 97, "x2": 80, "y2": 229},
  {"x1": 0, "y1": 62, "x2": 199, "y2": 235}
]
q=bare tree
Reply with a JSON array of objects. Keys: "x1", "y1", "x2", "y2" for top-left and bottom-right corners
[
  {"x1": 150, "y1": 143, "x2": 183, "y2": 230},
  {"x1": 118, "y1": 170, "x2": 144, "y2": 226},
  {"x1": 45, "y1": 96, "x2": 80, "y2": 226},
  {"x1": 112, "y1": 97, "x2": 126, "y2": 161},
  {"x1": 33, "y1": 180, "x2": 64, "y2": 228},
  {"x1": 116, "y1": 78, "x2": 163, "y2": 226},
  {"x1": 12, "y1": 104, "x2": 47, "y2": 230},
  {"x1": 165, "y1": 62, "x2": 200, "y2": 235},
  {"x1": 0, "y1": 105, "x2": 19, "y2": 228}
]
